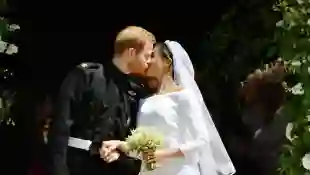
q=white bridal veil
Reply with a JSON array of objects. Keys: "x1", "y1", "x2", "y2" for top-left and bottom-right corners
[{"x1": 164, "y1": 41, "x2": 236, "y2": 175}]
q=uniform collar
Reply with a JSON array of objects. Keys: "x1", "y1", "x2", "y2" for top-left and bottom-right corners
[{"x1": 106, "y1": 61, "x2": 153, "y2": 99}]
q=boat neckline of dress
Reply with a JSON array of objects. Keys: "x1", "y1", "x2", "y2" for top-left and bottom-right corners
[{"x1": 145, "y1": 88, "x2": 188, "y2": 100}]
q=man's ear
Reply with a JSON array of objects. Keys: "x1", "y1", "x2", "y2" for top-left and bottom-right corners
[{"x1": 128, "y1": 48, "x2": 136, "y2": 58}]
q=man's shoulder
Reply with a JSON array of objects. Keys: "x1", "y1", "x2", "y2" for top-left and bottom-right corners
[
  {"x1": 66, "y1": 62, "x2": 106, "y2": 79},
  {"x1": 63, "y1": 62, "x2": 107, "y2": 86},
  {"x1": 76, "y1": 62, "x2": 104, "y2": 74}
]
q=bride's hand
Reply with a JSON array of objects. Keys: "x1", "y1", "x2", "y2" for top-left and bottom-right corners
[{"x1": 102, "y1": 140, "x2": 131, "y2": 154}]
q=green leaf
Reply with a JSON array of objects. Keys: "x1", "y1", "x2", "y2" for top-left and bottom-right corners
[
  {"x1": 302, "y1": 130, "x2": 310, "y2": 146},
  {"x1": 0, "y1": 17, "x2": 9, "y2": 40}
]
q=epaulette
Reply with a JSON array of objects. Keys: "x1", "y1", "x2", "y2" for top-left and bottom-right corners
[
  {"x1": 76, "y1": 62, "x2": 104, "y2": 75},
  {"x1": 77, "y1": 62, "x2": 95, "y2": 70},
  {"x1": 79, "y1": 63, "x2": 89, "y2": 68}
]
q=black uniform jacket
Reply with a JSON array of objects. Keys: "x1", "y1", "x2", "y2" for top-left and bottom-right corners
[{"x1": 48, "y1": 62, "x2": 152, "y2": 175}]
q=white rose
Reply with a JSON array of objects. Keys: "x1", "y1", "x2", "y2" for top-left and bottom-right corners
[
  {"x1": 286, "y1": 123, "x2": 294, "y2": 141},
  {"x1": 291, "y1": 83, "x2": 304, "y2": 95},
  {"x1": 276, "y1": 20, "x2": 284, "y2": 27},
  {"x1": 302, "y1": 153, "x2": 310, "y2": 171},
  {"x1": 0, "y1": 39, "x2": 8, "y2": 53},
  {"x1": 297, "y1": 0, "x2": 304, "y2": 4},
  {"x1": 291, "y1": 60, "x2": 302, "y2": 66},
  {"x1": 8, "y1": 24, "x2": 20, "y2": 31},
  {"x1": 5, "y1": 44, "x2": 18, "y2": 55}
]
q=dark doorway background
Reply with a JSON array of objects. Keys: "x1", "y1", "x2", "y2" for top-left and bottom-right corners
[{"x1": 15, "y1": 2, "x2": 237, "y2": 95}]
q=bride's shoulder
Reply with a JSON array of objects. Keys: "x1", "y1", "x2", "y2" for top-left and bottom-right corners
[{"x1": 175, "y1": 88, "x2": 192, "y2": 100}]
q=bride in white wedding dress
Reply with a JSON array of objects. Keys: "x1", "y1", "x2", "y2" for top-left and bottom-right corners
[
  {"x1": 105, "y1": 41, "x2": 235, "y2": 175},
  {"x1": 136, "y1": 41, "x2": 235, "y2": 175}
]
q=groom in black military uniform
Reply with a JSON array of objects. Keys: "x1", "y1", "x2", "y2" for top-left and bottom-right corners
[{"x1": 48, "y1": 26, "x2": 155, "y2": 175}]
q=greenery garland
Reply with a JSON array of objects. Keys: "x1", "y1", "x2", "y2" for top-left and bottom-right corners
[
  {"x1": 0, "y1": 17, "x2": 19, "y2": 125},
  {"x1": 275, "y1": 0, "x2": 310, "y2": 174}
]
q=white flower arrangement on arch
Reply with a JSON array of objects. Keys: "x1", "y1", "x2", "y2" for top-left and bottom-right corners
[
  {"x1": 302, "y1": 153, "x2": 310, "y2": 171},
  {"x1": 0, "y1": 17, "x2": 19, "y2": 55},
  {"x1": 276, "y1": 0, "x2": 310, "y2": 173}
]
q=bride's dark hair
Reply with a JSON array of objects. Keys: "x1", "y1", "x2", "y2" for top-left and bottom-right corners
[
  {"x1": 143, "y1": 42, "x2": 176, "y2": 93},
  {"x1": 155, "y1": 42, "x2": 174, "y2": 67},
  {"x1": 155, "y1": 42, "x2": 175, "y2": 80}
]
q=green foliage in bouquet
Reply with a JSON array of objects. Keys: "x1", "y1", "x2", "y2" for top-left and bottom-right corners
[
  {"x1": 125, "y1": 127, "x2": 164, "y2": 171},
  {"x1": 125, "y1": 127, "x2": 164, "y2": 153},
  {"x1": 275, "y1": 0, "x2": 310, "y2": 174}
]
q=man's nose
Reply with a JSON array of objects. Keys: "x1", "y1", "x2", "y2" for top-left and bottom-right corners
[{"x1": 145, "y1": 58, "x2": 152, "y2": 65}]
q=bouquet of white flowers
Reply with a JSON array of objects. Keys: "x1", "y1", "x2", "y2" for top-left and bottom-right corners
[{"x1": 122, "y1": 127, "x2": 163, "y2": 171}]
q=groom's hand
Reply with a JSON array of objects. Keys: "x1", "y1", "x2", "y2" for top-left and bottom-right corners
[
  {"x1": 99, "y1": 146, "x2": 120, "y2": 163},
  {"x1": 99, "y1": 140, "x2": 123, "y2": 163},
  {"x1": 100, "y1": 149, "x2": 120, "y2": 163}
]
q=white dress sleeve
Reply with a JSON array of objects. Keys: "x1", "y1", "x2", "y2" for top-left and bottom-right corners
[{"x1": 178, "y1": 90, "x2": 210, "y2": 163}]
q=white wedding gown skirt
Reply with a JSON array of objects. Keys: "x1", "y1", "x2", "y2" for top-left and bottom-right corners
[{"x1": 136, "y1": 89, "x2": 218, "y2": 175}]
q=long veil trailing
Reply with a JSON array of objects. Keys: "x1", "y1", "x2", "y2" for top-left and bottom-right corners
[{"x1": 165, "y1": 41, "x2": 236, "y2": 175}]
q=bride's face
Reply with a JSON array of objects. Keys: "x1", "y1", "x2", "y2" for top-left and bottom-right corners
[{"x1": 145, "y1": 45, "x2": 167, "y2": 79}]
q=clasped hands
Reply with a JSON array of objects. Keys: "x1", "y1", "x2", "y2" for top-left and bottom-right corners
[
  {"x1": 99, "y1": 140, "x2": 123, "y2": 163},
  {"x1": 99, "y1": 140, "x2": 163, "y2": 164}
]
